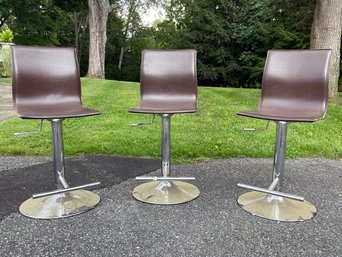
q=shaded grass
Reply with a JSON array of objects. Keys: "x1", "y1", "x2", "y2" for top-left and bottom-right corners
[{"x1": 0, "y1": 78, "x2": 342, "y2": 163}]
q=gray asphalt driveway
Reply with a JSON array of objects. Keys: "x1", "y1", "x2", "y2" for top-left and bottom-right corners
[{"x1": 0, "y1": 156, "x2": 341, "y2": 256}]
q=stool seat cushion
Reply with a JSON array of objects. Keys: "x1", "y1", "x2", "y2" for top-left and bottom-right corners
[
  {"x1": 129, "y1": 98, "x2": 197, "y2": 114},
  {"x1": 16, "y1": 105, "x2": 100, "y2": 119},
  {"x1": 237, "y1": 108, "x2": 325, "y2": 122}
]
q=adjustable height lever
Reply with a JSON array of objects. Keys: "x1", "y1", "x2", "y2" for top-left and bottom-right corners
[
  {"x1": 243, "y1": 121, "x2": 270, "y2": 132},
  {"x1": 14, "y1": 119, "x2": 44, "y2": 136},
  {"x1": 131, "y1": 114, "x2": 156, "y2": 127}
]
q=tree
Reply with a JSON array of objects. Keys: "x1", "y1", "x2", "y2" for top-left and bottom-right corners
[
  {"x1": 0, "y1": 0, "x2": 12, "y2": 29},
  {"x1": 86, "y1": 0, "x2": 161, "y2": 79},
  {"x1": 53, "y1": 0, "x2": 89, "y2": 64},
  {"x1": 87, "y1": 0, "x2": 114, "y2": 79},
  {"x1": 8, "y1": 0, "x2": 63, "y2": 45},
  {"x1": 151, "y1": 0, "x2": 189, "y2": 49},
  {"x1": 178, "y1": 0, "x2": 272, "y2": 86},
  {"x1": 310, "y1": 0, "x2": 342, "y2": 99},
  {"x1": 116, "y1": 0, "x2": 160, "y2": 70},
  {"x1": 117, "y1": 0, "x2": 142, "y2": 70},
  {"x1": 168, "y1": 0, "x2": 315, "y2": 87},
  {"x1": 105, "y1": 12, "x2": 125, "y2": 79}
]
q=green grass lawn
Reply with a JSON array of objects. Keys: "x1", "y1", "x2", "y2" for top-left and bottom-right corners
[{"x1": 1, "y1": 78, "x2": 342, "y2": 163}]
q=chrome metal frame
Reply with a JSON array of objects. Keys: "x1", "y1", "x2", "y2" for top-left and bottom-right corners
[
  {"x1": 161, "y1": 114, "x2": 171, "y2": 177},
  {"x1": 243, "y1": 121, "x2": 270, "y2": 132},
  {"x1": 237, "y1": 121, "x2": 316, "y2": 221},
  {"x1": 131, "y1": 114, "x2": 156, "y2": 127},
  {"x1": 19, "y1": 119, "x2": 101, "y2": 219},
  {"x1": 14, "y1": 119, "x2": 44, "y2": 136},
  {"x1": 133, "y1": 114, "x2": 200, "y2": 204}
]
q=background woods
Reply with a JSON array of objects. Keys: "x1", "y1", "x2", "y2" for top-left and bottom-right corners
[{"x1": 0, "y1": 0, "x2": 341, "y2": 97}]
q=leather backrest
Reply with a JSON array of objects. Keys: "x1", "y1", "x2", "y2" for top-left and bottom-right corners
[
  {"x1": 260, "y1": 50, "x2": 331, "y2": 115},
  {"x1": 140, "y1": 49, "x2": 197, "y2": 106},
  {"x1": 11, "y1": 45, "x2": 83, "y2": 113}
]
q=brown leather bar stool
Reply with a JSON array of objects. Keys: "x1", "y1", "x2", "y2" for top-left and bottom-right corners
[
  {"x1": 129, "y1": 49, "x2": 200, "y2": 205},
  {"x1": 237, "y1": 49, "x2": 331, "y2": 221},
  {"x1": 11, "y1": 45, "x2": 101, "y2": 219}
]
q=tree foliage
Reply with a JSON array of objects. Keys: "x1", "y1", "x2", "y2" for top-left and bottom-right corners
[
  {"x1": 169, "y1": 0, "x2": 316, "y2": 87},
  {"x1": 0, "y1": 0, "x2": 339, "y2": 92},
  {"x1": 5, "y1": 0, "x2": 66, "y2": 45},
  {"x1": 53, "y1": 0, "x2": 89, "y2": 63}
]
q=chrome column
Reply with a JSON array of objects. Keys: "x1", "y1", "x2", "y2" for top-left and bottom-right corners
[
  {"x1": 19, "y1": 118, "x2": 101, "y2": 219},
  {"x1": 51, "y1": 119, "x2": 67, "y2": 189},
  {"x1": 237, "y1": 120, "x2": 316, "y2": 221},
  {"x1": 132, "y1": 113, "x2": 200, "y2": 204},
  {"x1": 161, "y1": 114, "x2": 171, "y2": 177},
  {"x1": 272, "y1": 121, "x2": 287, "y2": 191}
]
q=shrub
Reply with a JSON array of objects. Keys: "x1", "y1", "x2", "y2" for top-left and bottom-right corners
[
  {"x1": 0, "y1": 44, "x2": 13, "y2": 78},
  {"x1": 0, "y1": 28, "x2": 14, "y2": 77}
]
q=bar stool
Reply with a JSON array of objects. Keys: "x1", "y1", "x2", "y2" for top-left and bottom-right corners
[
  {"x1": 237, "y1": 49, "x2": 331, "y2": 221},
  {"x1": 129, "y1": 49, "x2": 200, "y2": 205},
  {"x1": 11, "y1": 45, "x2": 101, "y2": 219}
]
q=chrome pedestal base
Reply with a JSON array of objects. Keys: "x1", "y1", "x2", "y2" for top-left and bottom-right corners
[
  {"x1": 19, "y1": 190, "x2": 100, "y2": 219},
  {"x1": 237, "y1": 191, "x2": 316, "y2": 222},
  {"x1": 133, "y1": 181, "x2": 200, "y2": 205}
]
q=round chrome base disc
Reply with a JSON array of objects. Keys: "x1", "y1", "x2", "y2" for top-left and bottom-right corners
[
  {"x1": 19, "y1": 190, "x2": 100, "y2": 219},
  {"x1": 133, "y1": 181, "x2": 200, "y2": 205},
  {"x1": 238, "y1": 191, "x2": 316, "y2": 222}
]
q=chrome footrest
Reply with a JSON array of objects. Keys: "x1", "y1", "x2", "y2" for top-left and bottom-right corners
[
  {"x1": 237, "y1": 191, "x2": 316, "y2": 221},
  {"x1": 135, "y1": 176, "x2": 195, "y2": 181},
  {"x1": 32, "y1": 182, "x2": 101, "y2": 199},
  {"x1": 237, "y1": 183, "x2": 304, "y2": 202}
]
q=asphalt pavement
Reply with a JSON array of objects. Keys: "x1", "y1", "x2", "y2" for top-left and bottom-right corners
[{"x1": 0, "y1": 156, "x2": 341, "y2": 257}]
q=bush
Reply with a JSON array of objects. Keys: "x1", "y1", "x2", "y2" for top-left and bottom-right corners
[
  {"x1": 0, "y1": 44, "x2": 13, "y2": 78},
  {"x1": 0, "y1": 29, "x2": 14, "y2": 43},
  {"x1": 0, "y1": 28, "x2": 14, "y2": 78}
]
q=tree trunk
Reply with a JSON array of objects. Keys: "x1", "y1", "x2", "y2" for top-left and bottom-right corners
[
  {"x1": 71, "y1": 12, "x2": 81, "y2": 62},
  {"x1": 87, "y1": 0, "x2": 111, "y2": 79},
  {"x1": 118, "y1": 0, "x2": 137, "y2": 70},
  {"x1": 118, "y1": 46, "x2": 125, "y2": 70},
  {"x1": 310, "y1": 0, "x2": 342, "y2": 99},
  {"x1": 70, "y1": 11, "x2": 88, "y2": 66}
]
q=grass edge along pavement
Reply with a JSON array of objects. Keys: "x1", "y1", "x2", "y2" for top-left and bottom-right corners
[{"x1": 0, "y1": 78, "x2": 341, "y2": 163}]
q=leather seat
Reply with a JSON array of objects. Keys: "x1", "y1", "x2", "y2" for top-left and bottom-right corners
[
  {"x1": 237, "y1": 49, "x2": 331, "y2": 221},
  {"x1": 11, "y1": 45, "x2": 101, "y2": 219}
]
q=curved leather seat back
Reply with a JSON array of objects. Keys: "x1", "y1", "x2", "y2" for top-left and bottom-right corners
[
  {"x1": 238, "y1": 49, "x2": 331, "y2": 122},
  {"x1": 131, "y1": 49, "x2": 197, "y2": 114},
  {"x1": 259, "y1": 50, "x2": 331, "y2": 120},
  {"x1": 11, "y1": 45, "x2": 94, "y2": 119}
]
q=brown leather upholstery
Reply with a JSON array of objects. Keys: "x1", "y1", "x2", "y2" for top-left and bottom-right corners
[
  {"x1": 238, "y1": 50, "x2": 331, "y2": 122},
  {"x1": 11, "y1": 45, "x2": 100, "y2": 119},
  {"x1": 129, "y1": 49, "x2": 198, "y2": 114}
]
